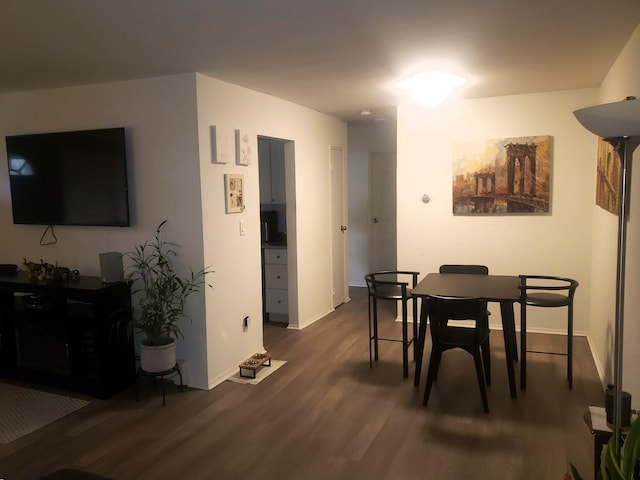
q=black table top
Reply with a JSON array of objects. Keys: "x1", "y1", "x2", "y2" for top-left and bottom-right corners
[{"x1": 411, "y1": 272, "x2": 521, "y2": 302}]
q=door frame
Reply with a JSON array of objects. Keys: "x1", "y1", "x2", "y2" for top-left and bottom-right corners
[{"x1": 330, "y1": 146, "x2": 349, "y2": 307}]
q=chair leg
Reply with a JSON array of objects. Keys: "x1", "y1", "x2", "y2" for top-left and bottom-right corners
[
  {"x1": 373, "y1": 297, "x2": 379, "y2": 362},
  {"x1": 473, "y1": 350, "x2": 490, "y2": 413},
  {"x1": 433, "y1": 345, "x2": 442, "y2": 382},
  {"x1": 368, "y1": 296, "x2": 373, "y2": 368},
  {"x1": 481, "y1": 337, "x2": 491, "y2": 386},
  {"x1": 568, "y1": 302, "x2": 574, "y2": 389},
  {"x1": 510, "y1": 317, "x2": 519, "y2": 362},
  {"x1": 402, "y1": 298, "x2": 409, "y2": 378},
  {"x1": 520, "y1": 302, "x2": 527, "y2": 390},
  {"x1": 423, "y1": 348, "x2": 441, "y2": 406}
]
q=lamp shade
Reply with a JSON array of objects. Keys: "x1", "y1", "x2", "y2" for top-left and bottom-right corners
[{"x1": 573, "y1": 98, "x2": 640, "y2": 138}]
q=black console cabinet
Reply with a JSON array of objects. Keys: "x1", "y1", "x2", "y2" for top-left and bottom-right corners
[{"x1": 0, "y1": 272, "x2": 135, "y2": 399}]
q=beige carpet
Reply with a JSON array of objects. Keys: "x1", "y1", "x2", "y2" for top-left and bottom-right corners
[
  {"x1": 0, "y1": 382, "x2": 91, "y2": 444},
  {"x1": 226, "y1": 359, "x2": 287, "y2": 385}
]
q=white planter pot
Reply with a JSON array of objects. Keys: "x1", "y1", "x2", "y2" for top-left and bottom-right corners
[{"x1": 140, "y1": 340, "x2": 176, "y2": 373}]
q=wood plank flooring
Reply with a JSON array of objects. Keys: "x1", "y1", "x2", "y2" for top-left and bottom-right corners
[{"x1": 0, "y1": 287, "x2": 605, "y2": 480}]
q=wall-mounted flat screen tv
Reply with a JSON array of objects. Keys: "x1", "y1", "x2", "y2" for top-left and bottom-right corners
[{"x1": 6, "y1": 127, "x2": 130, "y2": 226}]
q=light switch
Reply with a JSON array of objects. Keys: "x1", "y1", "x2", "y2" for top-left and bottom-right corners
[{"x1": 239, "y1": 220, "x2": 246, "y2": 236}]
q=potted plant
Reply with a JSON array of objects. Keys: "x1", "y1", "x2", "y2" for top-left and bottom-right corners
[
  {"x1": 567, "y1": 415, "x2": 640, "y2": 480},
  {"x1": 126, "y1": 220, "x2": 212, "y2": 373}
]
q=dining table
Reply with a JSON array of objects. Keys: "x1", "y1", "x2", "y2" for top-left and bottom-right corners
[{"x1": 411, "y1": 272, "x2": 521, "y2": 398}]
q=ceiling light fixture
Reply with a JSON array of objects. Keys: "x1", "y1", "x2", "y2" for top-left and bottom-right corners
[
  {"x1": 395, "y1": 71, "x2": 466, "y2": 108},
  {"x1": 360, "y1": 109, "x2": 372, "y2": 116}
]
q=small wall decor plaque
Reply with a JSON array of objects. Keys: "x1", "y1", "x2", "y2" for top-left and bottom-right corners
[
  {"x1": 225, "y1": 173, "x2": 245, "y2": 213},
  {"x1": 235, "y1": 128, "x2": 254, "y2": 166},
  {"x1": 210, "y1": 126, "x2": 231, "y2": 164}
]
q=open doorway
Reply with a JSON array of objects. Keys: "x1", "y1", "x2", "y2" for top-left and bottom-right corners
[
  {"x1": 258, "y1": 136, "x2": 296, "y2": 328},
  {"x1": 331, "y1": 146, "x2": 349, "y2": 307}
]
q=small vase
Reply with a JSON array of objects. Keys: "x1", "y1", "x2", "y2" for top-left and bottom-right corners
[{"x1": 140, "y1": 340, "x2": 176, "y2": 373}]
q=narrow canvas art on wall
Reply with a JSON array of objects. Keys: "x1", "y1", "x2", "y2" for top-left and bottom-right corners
[
  {"x1": 452, "y1": 135, "x2": 552, "y2": 214},
  {"x1": 596, "y1": 137, "x2": 621, "y2": 215}
]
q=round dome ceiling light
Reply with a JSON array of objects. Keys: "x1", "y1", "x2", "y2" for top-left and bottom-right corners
[{"x1": 396, "y1": 71, "x2": 466, "y2": 108}]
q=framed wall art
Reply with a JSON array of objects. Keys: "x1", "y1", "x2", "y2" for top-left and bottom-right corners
[
  {"x1": 596, "y1": 137, "x2": 621, "y2": 215},
  {"x1": 224, "y1": 173, "x2": 245, "y2": 214},
  {"x1": 452, "y1": 135, "x2": 552, "y2": 215}
]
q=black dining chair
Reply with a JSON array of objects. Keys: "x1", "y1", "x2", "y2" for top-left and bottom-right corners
[
  {"x1": 439, "y1": 264, "x2": 489, "y2": 275},
  {"x1": 519, "y1": 275, "x2": 579, "y2": 389},
  {"x1": 439, "y1": 264, "x2": 518, "y2": 362},
  {"x1": 423, "y1": 295, "x2": 491, "y2": 413},
  {"x1": 365, "y1": 271, "x2": 419, "y2": 378}
]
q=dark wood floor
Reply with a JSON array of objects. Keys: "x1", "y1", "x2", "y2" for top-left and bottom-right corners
[{"x1": 0, "y1": 287, "x2": 604, "y2": 480}]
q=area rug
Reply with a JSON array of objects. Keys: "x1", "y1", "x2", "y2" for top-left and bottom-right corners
[
  {"x1": 0, "y1": 382, "x2": 91, "y2": 444},
  {"x1": 226, "y1": 359, "x2": 287, "y2": 385}
]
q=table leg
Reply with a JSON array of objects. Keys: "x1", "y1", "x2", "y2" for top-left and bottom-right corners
[
  {"x1": 412, "y1": 296, "x2": 418, "y2": 361},
  {"x1": 499, "y1": 300, "x2": 517, "y2": 398},
  {"x1": 520, "y1": 298, "x2": 527, "y2": 390},
  {"x1": 414, "y1": 298, "x2": 429, "y2": 387}
]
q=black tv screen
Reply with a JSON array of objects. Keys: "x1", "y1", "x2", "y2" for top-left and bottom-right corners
[{"x1": 6, "y1": 127, "x2": 130, "y2": 226}]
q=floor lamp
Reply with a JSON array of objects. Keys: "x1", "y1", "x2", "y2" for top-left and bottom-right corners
[{"x1": 574, "y1": 97, "x2": 640, "y2": 456}]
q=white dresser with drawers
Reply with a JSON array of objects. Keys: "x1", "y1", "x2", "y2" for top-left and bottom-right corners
[{"x1": 263, "y1": 247, "x2": 288, "y2": 324}]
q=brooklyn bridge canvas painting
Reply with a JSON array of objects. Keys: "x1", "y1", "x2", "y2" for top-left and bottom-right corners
[
  {"x1": 595, "y1": 137, "x2": 621, "y2": 216},
  {"x1": 452, "y1": 135, "x2": 552, "y2": 214}
]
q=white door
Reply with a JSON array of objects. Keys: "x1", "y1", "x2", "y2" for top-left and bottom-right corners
[
  {"x1": 330, "y1": 147, "x2": 348, "y2": 308},
  {"x1": 369, "y1": 152, "x2": 397, "y2": 273}
]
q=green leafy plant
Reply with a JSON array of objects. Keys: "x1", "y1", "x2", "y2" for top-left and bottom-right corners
[
  {"x1": 126, "y1": 220, "x2": 213, "y2": 346},
  {"x1": 568, "y1": 416, "x2": 640, "y2": 480}
]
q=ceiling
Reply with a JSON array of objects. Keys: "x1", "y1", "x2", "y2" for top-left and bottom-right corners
[{"x1": 2, "y1": 1, "x2": 640, "y2": 123}]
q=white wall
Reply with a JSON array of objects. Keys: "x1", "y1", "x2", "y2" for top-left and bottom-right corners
[
  {"x1": 0, "y1": 74, "x2": 210, "y2": 388},
  {"x1": 347, "y1": 121, "x2": 397, "y2": 286},
  {"x1": 593, "y1": 24, "x2": 640, "y2": 400},
  {"x1": 194, "y1": 74, "x2": 347, "y2": 387},
  {"x1": 0, "y1": 72, "x2": 348, "y2": 391},
  {"x1": 397, "y1": 89, "x2": 598, "y2": 336}
]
